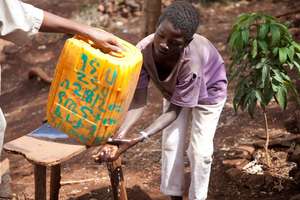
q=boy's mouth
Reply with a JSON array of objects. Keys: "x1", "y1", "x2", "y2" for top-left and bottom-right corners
[{"x1": 157, "y1": 48, "x2": 168, "y2": 56}]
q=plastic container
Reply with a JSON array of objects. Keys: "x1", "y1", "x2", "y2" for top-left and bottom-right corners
[{"x1": 46, "y1": 36, "x2": 143, "y2": 146}]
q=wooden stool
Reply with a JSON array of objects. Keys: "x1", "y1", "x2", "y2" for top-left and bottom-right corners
[{"x1": 4, "y1": 124, "x2": 128, "y2": 200}]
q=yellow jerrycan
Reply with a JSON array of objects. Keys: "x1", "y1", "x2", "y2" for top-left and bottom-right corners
[{"x1": 46, "y1": 36, "x2": 143, "y2": 146}]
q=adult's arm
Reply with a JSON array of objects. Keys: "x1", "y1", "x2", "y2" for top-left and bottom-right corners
[
  {"x1": 0, "y1": 0, "x2": 121, "y2": 52},
  {"x1": 40, "y1": 11, "x2": 121, "y2": 52}
]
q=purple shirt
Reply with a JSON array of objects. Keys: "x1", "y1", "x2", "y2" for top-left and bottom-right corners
[{"x1": 136, "y1": 34, "x2": 227, "y2": 107}]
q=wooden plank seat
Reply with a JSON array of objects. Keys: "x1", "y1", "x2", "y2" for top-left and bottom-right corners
[
  {"x1": 4, "y1": 123, "x2": 128, "y2": 200},
  {"x1": 4, "y1": 123, "x2": 87, "y2": 200}
]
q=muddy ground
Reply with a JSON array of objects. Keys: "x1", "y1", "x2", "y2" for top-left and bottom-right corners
[{"x1": 1, "y1": 0, "x2": 300, "y2": 199}]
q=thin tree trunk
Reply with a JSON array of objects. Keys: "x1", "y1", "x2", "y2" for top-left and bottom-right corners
[
  {"x1": 263, "y1": 108, "x2": 271, "y2": 167},
  {"x1": 143, "y1": 0, "x2": 162, "y2": 36}
]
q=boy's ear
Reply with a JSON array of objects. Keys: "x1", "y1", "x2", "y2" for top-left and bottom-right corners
[{"x1": 184, "y1": 37, "x2": 193, "y2": 47}]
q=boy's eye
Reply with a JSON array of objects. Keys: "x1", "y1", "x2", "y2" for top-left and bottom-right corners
[
  {"x1": 169, "y1": 41, "x2": 183, "y2": 48},
  {"x1": 157, "y1": 33, "x2": 164, "y2": 38}
]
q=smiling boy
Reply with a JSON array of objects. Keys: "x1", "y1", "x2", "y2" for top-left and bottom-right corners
[{"x1": 95, "y1": 1, "x2": 227, "y2": 200}]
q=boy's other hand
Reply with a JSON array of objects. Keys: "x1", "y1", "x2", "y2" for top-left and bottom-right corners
[{"x1": 93, "y1": 137, "x2": 143, "y2": 163}]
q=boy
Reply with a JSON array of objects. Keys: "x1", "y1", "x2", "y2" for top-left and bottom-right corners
[{"x1": 95, "y1": 1, "x2": 227, "y2": 200}]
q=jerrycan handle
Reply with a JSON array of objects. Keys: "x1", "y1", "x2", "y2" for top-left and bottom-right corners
[{"x1": 74, "y1": 35, "x2": 126, "y2": 58}]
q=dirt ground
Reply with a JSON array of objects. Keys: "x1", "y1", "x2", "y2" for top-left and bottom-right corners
[{"x1": 1, "y1": 0, "x2": 300, "y2": 199}]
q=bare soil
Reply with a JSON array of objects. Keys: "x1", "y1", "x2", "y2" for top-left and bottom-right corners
[{"x1": 1, "y1": 0, "x2": 300, "y2": 199}]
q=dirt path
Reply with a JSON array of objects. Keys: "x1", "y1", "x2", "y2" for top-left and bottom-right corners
[{"x1": 1, "y1": 0, "x2": 300, "y2": 199}]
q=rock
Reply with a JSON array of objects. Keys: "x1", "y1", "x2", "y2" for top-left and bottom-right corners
[
  {"x1": 223, "y1": 159, "x2": 249, "y2": 169},
  {"x1": 235, "y1": 145, "x2": 255, "y2": 155},
  {"x1": 3, "y1": 44, "x2": 21, "y2": 54},
  {"x1": 242, "y1": 160, "x2": 264, "y2": 175},
  {"x1": 0, "y1": 159, "x2": 11, "y2": 199},
  {"x1": 98, "y1": 4, "x2": 105, "y2": 12},
  {"x1": 34, "y1": 32, "x2": 63, "y2": 45},
  {"x1": 253, "y1": 134, "x2": 300, "y2": 148},
  {"x1": 288, "y1": 144, "x2": 300, "y2": 165},
  {"x1": 255, "y1": 128, "x2": 285, "y2": 139},
  {"x1": 28, "y1": 67, "x2": 53, "y2": 84},
  {"x1": 22, "y1": 50, "x2": 55, "y2": 64},
  {"x1": 225, "y1": 148, "x2": 252, "y2": 160},
  {"x1": 0, "y1": 39, "x2": 12, "y2": 63}
]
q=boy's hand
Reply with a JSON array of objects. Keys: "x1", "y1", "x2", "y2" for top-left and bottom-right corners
[
  {"x1": 93, "y1": 137, "x2": 144, "y2": 163},
  {"x1": 93, "y1": 144, "x2": 119, "y2": 163},
  {"x1": 86, "y1": 28, "x2": 122, "y2": 53}
]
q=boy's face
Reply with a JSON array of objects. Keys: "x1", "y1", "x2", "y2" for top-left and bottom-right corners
[{"x1": 153, "y1": 19, "x2": 189, "y2": 62}]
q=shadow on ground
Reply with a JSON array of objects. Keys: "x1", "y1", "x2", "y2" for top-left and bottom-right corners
[{"x1": 69, "y1": 185, "x2": 154, "y2": 200}]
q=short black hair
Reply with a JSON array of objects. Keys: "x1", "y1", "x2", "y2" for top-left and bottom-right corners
[{"x1": 157, "y1": 1, "x2": 200, "y2": 41}]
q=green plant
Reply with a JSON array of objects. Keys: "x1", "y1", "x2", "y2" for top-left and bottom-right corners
[{"x1": 228, "y1": 12, "x2": 300, "y2": 166}]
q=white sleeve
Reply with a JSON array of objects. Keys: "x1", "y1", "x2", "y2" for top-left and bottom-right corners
[{"x1": 0, "y1": 0, "x2": 44, "y2": 45}]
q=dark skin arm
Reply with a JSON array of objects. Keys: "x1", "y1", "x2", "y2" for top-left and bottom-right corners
[
  {"x1": 93, "y1": 88, "x2": 182, "y2": 162},
  {"x1": 40, "y1": 11, "x2": 121, "y2": 53}
]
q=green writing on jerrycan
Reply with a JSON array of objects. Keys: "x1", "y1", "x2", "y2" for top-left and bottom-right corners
[{"x1": 47, "y1": 36, "x2": 143, "y2": 146}]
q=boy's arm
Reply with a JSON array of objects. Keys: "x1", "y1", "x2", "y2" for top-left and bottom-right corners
[
  {"x1": 94, "y1": 90, "x2": 182, "y2": 162},
  {"x1": 115, "y1": 88, "x2": 148, "y2": 139},
  {"x1": 139, "y1": 102, "x2": 181, "y2": 139},
  {"x1": 113, "y1": 87, "x2": 182, "y2": 140},
  {"x1": 40, "y1": 11, "x2": 121, "y2": 53}
]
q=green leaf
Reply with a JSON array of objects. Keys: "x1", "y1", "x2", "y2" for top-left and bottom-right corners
[
  {"x1": 262, "y1": 84, "x2": 274, "y2": 105},
  {"x1": 272, "y1": 47, "x2": 279, "y2": 56},
  {"x1": 255, "y1": 90, "x2": 265, "y2": 106},
  {"x1": 228, "y1": 31, "x2": 239, "y2": 49},
  {"x1": 271, "y1": 79, "x2": 281, "y2": 92},
  {"x1": 233, "y1": 79, "x2": 247, "y2": 112},
  {"x1": 258, "y1": 40, "x2": 268, "y2": 53},
  {"x1": 280, "y1": 71, "x2": 291, "y2": 82},
  {"x1": 258, "y1": 23, "x2": 269, "y2": 40},
  {"x1": 261, "y1": 64, "x2": 270, "y2": 88},
  {"x1": 272, "y1": 69, "x2": 285, "y2": 83},
  {"x1": 293, "y1": 60, "x2": 300, "y2": 74},
  {"x1": 270, "y1": 24, "x2": 281, "y2": 46},
  {"x1": 247, "y1": 90, "x2": 257, "y2": 117},
  {"x1": 279, "y1": 47, "x2": 288, "y2": 63},
  {"x1": 242, "y1": 29, "x2": 250, "y2": 45},
  {"x1": 275, "y1": 85, "x2": 287, "y2": 110},
  {"x1": 273, "y1": 22, "x2": 289, "y2": 33},
  {"x1": 236, "y1": 13, "x2": 251, "y2": 25},
  {"x1": 292, "y1": 41, "x2": 300, "y2": 52},
  {"x1": 287, "y1": 45, "x2": 295, "y2": 61},
  {"x1": 252, "y1": 39, "x2": 258, "y2": 58},
  {"x1": 255, "y1": 62, "x2": 263, "y2": 69}
]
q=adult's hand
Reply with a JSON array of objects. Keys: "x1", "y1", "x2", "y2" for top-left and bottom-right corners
[{"x1": 85, "y1": 28, "x2": 122, "y2": 53}]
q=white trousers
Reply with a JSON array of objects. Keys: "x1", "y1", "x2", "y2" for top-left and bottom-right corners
[
  {"x1": 160, "y1": 99, "x2": 225, "y2": 200},
  {"x1": 0, "y1": 107, "x2": 6, "y2": 184},
  {"x1": 0, "y1": 107, "x2": 6, "y2": 156}
]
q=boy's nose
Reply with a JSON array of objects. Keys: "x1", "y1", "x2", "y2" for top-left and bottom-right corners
[{"x1": 159, "y1": 42, "x2": 169, "y2": 51}]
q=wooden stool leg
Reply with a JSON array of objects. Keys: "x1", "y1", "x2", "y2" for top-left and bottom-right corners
[
  {"x1": 107, "y1": 158, "x2": 128, "y2": 200},
  {"x1": 34, "y1": 164, "x2": 46, "y2": 200},
  {"x1": 50, "y1": 164, "x2": 61, "y2": 200}
]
